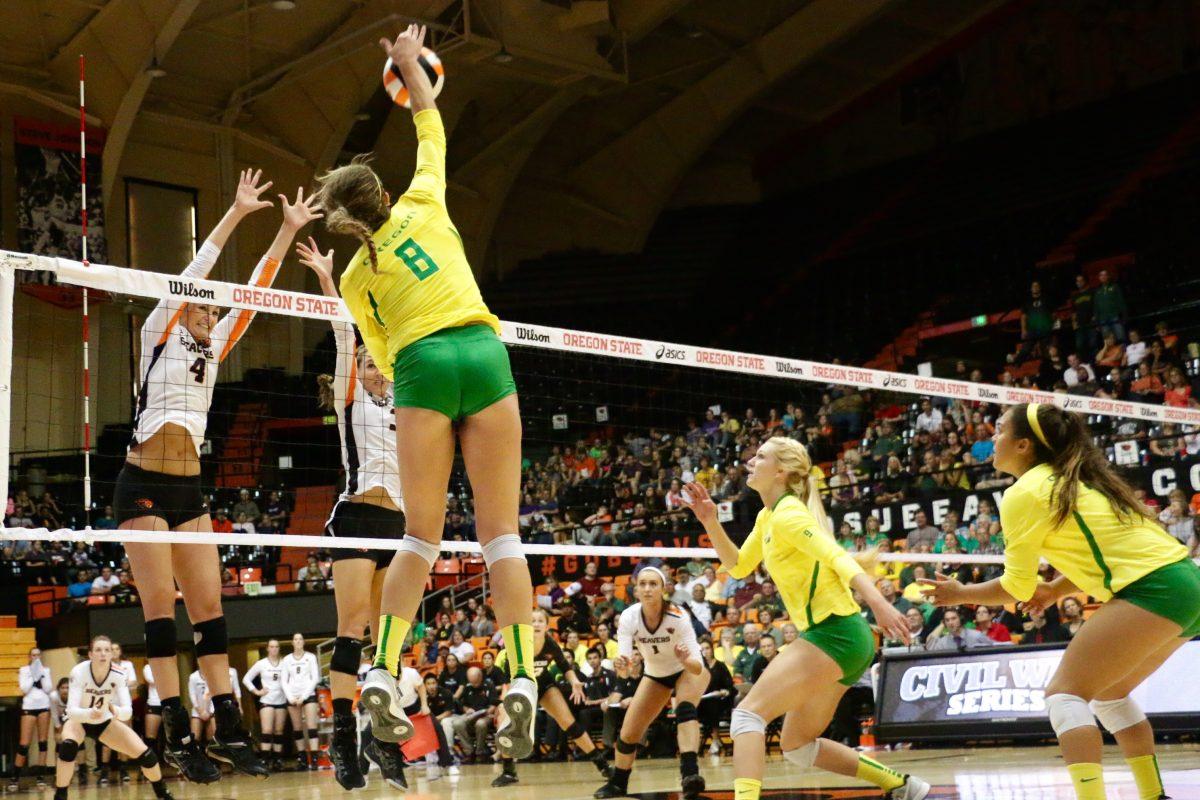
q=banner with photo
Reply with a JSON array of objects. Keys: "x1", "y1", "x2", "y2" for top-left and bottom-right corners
[
  {"x1": 830, "y1": 455, "x2": 1200, "y2": 536},
  {"x1": 15, "y1": 117, "x2": 107, "y2": 264}
]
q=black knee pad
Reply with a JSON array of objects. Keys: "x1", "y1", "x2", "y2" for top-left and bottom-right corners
[
  {"x1": 565, "y1": 721, "x2": 585, "y2": 740},
  {"x1": 136, "y1": 749, "x2": 158, "y2": 769},
  {"x1": 615, "y1": 738, "x2": 638, "y2": 755},
  {"x1": 306, "y1": 728, "x2": 318, "y2": 741},
  {"x1": 38, "y1": 741, "x2": 48, "y2": 753},
  {"x1": 144, "y1": 618, "x2": 177, "y2": 659},
  {"x1": 57, "y1": 740, "x2": 80, "y2": 763},
  {"x1": 192, "y1": 616, "x2": 227, "y2": 658},
  {"x1": 16, "y1": 744, "x2": 29, "y2": 758},
  {"x1": 330, "y1": 637, "x2": 363, "y2": 677},
  {"x1": 675, "y1": 702, "x2": 698, "y2": 724},
  {"x1": 293, "y1": 731, "x2": 304, "y2": 742}
]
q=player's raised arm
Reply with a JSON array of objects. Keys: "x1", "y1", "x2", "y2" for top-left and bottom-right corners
[{"x1": 379, "y1": 25, "x2": 436, "y2": 114}]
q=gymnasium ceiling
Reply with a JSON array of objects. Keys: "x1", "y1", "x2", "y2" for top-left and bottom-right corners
[{"x1": 0, "y1": 0, "x2": 1014, "y2": 276}]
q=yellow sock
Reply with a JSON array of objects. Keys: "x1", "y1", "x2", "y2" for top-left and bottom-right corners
[
  {"x1": 373, "y1": 614, "x2": 411, "y2": 676},
  {"x1": 1126, "y1": 754, "x2": 1164, "y2": 800},
  {"x1": 856, "y1": 755, "x2": 905, "y2": 792},
  {"x1": 733, "y1": 778, "x2": 762, "y2": 800},
  {"x1": 1067, "y1": 762, "x2": 1106, "y2": 800},
  {"x1": 501, "y1": 623, "x2": 535, "y2": 680}
]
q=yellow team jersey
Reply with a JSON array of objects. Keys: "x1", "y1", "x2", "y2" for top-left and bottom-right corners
[
  {"x1": 998, "y1": 463, "x2": 1188, "y2": 602},
  {"x1": 339, "y1": 109, "x2": 501, "y2": 380},
  {"x1": 728, "y1": 494, "x2": 864, "y2": 629}
]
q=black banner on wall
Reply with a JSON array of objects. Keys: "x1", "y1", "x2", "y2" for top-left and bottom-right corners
[
  {"x1": 830, "y1": 456, "x2": 1200, "y2": 535},
  {"x1": 526, "y1": 532, "x2": 713, "y2": 581}
]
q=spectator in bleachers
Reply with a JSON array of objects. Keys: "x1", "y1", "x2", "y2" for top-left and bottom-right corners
[
  {"x1": 914, "y1": 399, "x2": 942, "y2": 435},
  {"x1": 1164, "y1": 367, "x2": 1197, "y2": 408},
  {"x1": 259, "y1": 491, "x2": 288, "y2": 533},
  {"x1": 1130, "y1": 362, "x2": 1165, "y2": 402},
  {"x1": 437, "y1": 653, "x2": 468, "y2": 702},
  {"x1": 109, "y1": 571, "x2": 137, "y2": 604},
  {"x1": 972, "y1": 606, "x2": 1012, "y2": 643},
  {"x1": 90, "y1": 566, "x2": 118, "y2": 595},
  {"x1": 211, "y1": 509, "x2": 233, "y2": 534},
  {"x1": 1095, "y1": 332, "x2": 1125, "y2": 369},
  {"x1": 448, "y1": 629, "x2": 474, "y2": 663},
  {"x1": 232, "y1": 489, "x2": 261, "y2": 525},
  {"x1": 232, "y1": 512, "x2": 256, "y2": 535},
  {"x1": 93, "y1": 506, "x2": 117, "y2": 530},
  {"x1": 1124, "y1": 328, "x2": 1146, "y2": 367},
  {"x1": 1020, "y1": 604, "x2": 1069, "y2": 644},
  {"x1": 471, "y1": 605, "x2": 496, "y2": 638},
  {"x1": 67, "y1": 569, "x2": 93, "y2": 601},
  {"x1": 731, "y1": 623, "x2": 762, "y2": 683},
  {"x1": 906, "y1": 509, "x2": 939, "y2": 551},
  {"x1": 1019, "y1": 280, "x2": 1054, "y2": 359},
  {"x1": 748, "y1": 635, "x2": 778, "y2": 684},
  {"x1": 1158, "y1": 493, "x2": 1192, "y2": 546},
  {"x1": 1093, "y1": 268, "x2": 1128, "y2": 341},
  {"x1": 1060, "y1": 597, "x2": 1086, "y2": 638},
  {"x1": 297, "y1": 555, "x2": 328, "y2": 591},
  {"x1": 480, "y1": 651, "x2": 507, "y2": 688},
  {"x1": 1070, "y1": 273, "x2": 1096, "y2": 356},
  {"x1": 686, "y1": 583, "x2": 712, "y2": 631},
  {"x1": 578, "y1": 647, "x2": 616, "y2": 733},
  {"x1": 926, "y1": 607, "x2": 991, "y2": 651},
  {"x1": 873, "y1": 456, "x2": 908, "y2": 505}
]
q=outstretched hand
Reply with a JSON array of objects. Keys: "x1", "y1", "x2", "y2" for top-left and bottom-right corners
[
  {"x1": 379, "y1": 23, "x2": 426, "y2": 64},
  {"x1": 233, "y1": 168, "x2": 273, "y2": 215},
  {"x1": 679, "y1": 481, "x2": 718, "y2": 525},
  {"x1": 280, "y1": 186, "x2": 323, "y2": 231},
  {"x1": 296, "y1": 237, "x2": 335, "y2": 282},
  {"x1": 917, "y1": 572, "x2": 965, "y2": 606}
]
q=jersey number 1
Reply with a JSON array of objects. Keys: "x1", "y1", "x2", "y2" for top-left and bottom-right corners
[{"x1": 395, "y1": 238, "x2": 439, "y2": 281}]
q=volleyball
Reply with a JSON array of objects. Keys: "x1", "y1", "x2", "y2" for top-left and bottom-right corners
[{"x1": 382, "y1": 48, "x2": 444, "y2": 109}]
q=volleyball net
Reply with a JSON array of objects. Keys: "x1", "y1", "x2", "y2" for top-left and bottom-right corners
[{"x1": 2, "y1": 247, "x2": 1197, "y2": 592}]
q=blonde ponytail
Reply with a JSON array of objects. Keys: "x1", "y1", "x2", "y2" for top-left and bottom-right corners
[
  {"x1": 767, "y1": 436, "x2": 832, "y2": 533},
  {"x1": 313, "y1": 154, "x2": 389, "y2": 274}
]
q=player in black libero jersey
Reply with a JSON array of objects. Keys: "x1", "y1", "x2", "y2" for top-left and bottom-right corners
[{"x1": 492, "y1": 609, "x2": 612, "y2": 786}]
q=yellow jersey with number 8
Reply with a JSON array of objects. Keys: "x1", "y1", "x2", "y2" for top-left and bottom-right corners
[{"x1": 339, "y1": 109, "x2": 500, "y2": 380}]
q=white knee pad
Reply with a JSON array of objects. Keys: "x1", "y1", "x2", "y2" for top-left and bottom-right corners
[
  {"x1": 783, "y1": 740, "x2": 819, "y2": 768},
  {"x1": 1090, "y1": 697, "x2": 1147, "y2": 734},
  {"x1": 398, "y1": 535, "x2": 441, "y2": 569},
  {"x1": 1046, "y1": 693, "x2": 1097, "y2": 736},
  {"x1": 481, "y1": 534, "x2": 524, "y2": 568},
  {"x1": 729, "y1": 707, "x2": 766, "y2": 739}
]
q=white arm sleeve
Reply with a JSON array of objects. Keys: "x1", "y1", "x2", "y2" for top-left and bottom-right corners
[
  {"x1": 616, "y1": 608, "x2": 636, "y2": 660},
  {"x1": 242, "y1": 660, "x2": 262, "y2": 693},
  {"x1": 66, "y1": 678, "x2": 89, "y2": 722},
  {"x1": 112, "y1": 680, "x2": 132, "y2": 721},
  {"x1": 677, "y1": 617, "x2": 702, "y2": 663},
  {"x1": 18, "y1": 666, "x2": 33, "y2": 695},
  {"x1": 305, "y1": 654, "x2": 320, "y2": 696},
  {"x1": 230, "y1": 669, "x2": 241, "y2": 701}
]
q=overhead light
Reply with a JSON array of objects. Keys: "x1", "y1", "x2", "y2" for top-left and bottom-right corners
[
  {"x1": 145, "y1": 57, "x2": 167, "y2": 78},
  {"x1": 271, "y1": 0, "x2": 297, "y2": 9},
  {"x1": 493, "y1": 46, "x2": 513, "y2": 64}
]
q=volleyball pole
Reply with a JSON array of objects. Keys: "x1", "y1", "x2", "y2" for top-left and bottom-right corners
[{"x1": 79, "y1": 54, "x2": 92, "y2": 525}]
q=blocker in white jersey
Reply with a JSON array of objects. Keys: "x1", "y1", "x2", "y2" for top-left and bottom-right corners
[
  {"x1": 67, "y1": 661, "x2": 132, "y2": 734},
  {"x1": 143, "y1": 663, "x2": 160, "y2": 708},
  {"x1": 243, "y1": 657, "x2": 286, "y2": 708},
  {"x1": 319, "y1": 316, "x2": 406, "y2": 569},
  {"x1": 189, "y1": 669, "x2": 240, "y2": 718},
  {"x1": 616, "y1": 602, "x2": 701, "y2": 685}
]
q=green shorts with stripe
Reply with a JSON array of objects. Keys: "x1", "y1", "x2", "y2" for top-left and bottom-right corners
[
  {"x1": 1114, "y1": 558, "x2": 1200, "y2": 638},
  {"x1": 391, "y1": 324, "x2": 516, "y2": 421},
  {"x1": 801, "y1": 613, "x2": 876, "y2": 686}
]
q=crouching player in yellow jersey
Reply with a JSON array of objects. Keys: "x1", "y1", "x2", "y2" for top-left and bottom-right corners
[
  {"x1": 922, "y1": 403, "x2": 1200, "y2": 800},
  {"x1": 682, "y1": 437, "x2": 931, "y2": 800},
  {"x1": 312, "y1": 23, "x2": 537, "y2": 760}
]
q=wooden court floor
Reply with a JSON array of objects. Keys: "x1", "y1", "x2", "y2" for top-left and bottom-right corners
[{"x1": 15, "y1": 744, "x2": 1200, "y2": 800}]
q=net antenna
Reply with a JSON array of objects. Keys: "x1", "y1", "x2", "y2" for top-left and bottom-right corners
[{"x1": 79, "y1": 53, "x2": 93, "y2": 525}]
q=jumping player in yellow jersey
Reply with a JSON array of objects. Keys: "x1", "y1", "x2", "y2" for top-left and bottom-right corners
[
  {"x1": 312, "y1": 23, "x2": 537, "y2": 760},
  {"x1": 921, "y1": 403, "x2": 1200, "y2": 800},
  {"x1": 682, "y1": 437, "x2": 931, "y2": 800}
]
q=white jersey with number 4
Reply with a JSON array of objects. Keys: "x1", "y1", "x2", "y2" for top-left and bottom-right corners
[
  {"x1": 617, "y1": 603, "x2": 700, "y2": 678},
  {"x1": 67, "y1": 662, "x2": 132, "y2": 724},
  {"x1": 131, "y1": 241, "x2": 281, "y2": 455}
]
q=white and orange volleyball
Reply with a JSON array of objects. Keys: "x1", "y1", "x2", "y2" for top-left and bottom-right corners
[{"x1": 382, "y1": 48, "x2": 444, "y2": 109}]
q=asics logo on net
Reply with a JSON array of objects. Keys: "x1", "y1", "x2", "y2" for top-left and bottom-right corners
[{"x1": 655, "y1": 344, "x2": 686, "y2": 362}]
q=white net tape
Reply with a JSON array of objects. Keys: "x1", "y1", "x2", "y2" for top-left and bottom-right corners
[{"x1": 0, "y1": 248, "x2": 1172, "y2": 569}]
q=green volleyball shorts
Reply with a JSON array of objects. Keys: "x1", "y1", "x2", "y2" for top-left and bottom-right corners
[
  {"x1": 391, "y1": 324, "x2": 517, "y2": 421},
  {"x1": 1114, "y1": 558, "x2": 1200, "y2": 638},
  {"x1": 802, "y1": 613, "x2": 876, "y2": 686}
]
